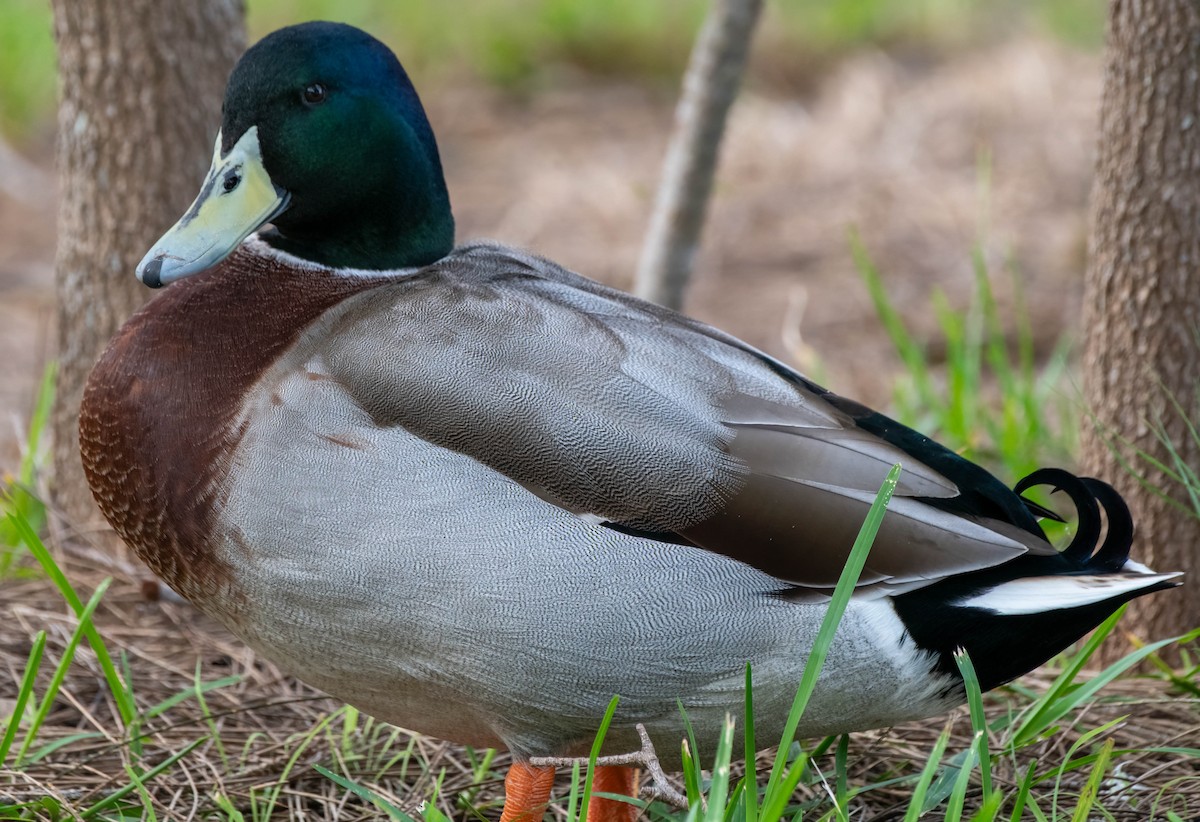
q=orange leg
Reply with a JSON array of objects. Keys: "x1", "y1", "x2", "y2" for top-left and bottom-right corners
[
  {"x1": 588, "y1": 765, "x2": 640, "y2": 822},
  {"x1": 500, "y1": 762, "x2": 556, "y2": 822}
]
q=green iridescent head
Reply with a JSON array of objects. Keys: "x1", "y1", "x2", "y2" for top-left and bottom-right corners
[{"x1": 138, "y1": 21, "x2": 454, "y2": 286}]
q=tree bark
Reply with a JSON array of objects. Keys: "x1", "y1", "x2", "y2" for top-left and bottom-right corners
[
  {"x1": 634, "y1": 0, "x2": 763, "y2": 310},
  {"x1": 1082, "y1": 0, "x2": 1200, "y2": 655},
  {"x1": 51, "y1": 0, "x2": 244, "y2": 529}
]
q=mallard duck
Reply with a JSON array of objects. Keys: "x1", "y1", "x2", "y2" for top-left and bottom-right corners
[{"x1": 80, "y1": 21, "x2": 1178, "y2": 822}]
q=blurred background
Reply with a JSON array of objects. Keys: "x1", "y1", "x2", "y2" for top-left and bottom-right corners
[{"x1": 0, "y1": 0, "x2": 1107, "y2": 470}]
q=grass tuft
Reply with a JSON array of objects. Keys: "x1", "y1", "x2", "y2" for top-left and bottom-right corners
[
  {"x1": 1, "y1": 363, "x2": 54, "y2": 575},
  {"x1": 851, "y1": 231, "x2": 1076, "y2": 484}
]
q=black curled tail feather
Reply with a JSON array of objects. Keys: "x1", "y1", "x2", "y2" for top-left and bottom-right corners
[
  {"x1": 892, "y1": 468, "x2": 1163, "y2": 694},
  {"x1": 1014, "y1": 468, "x2": 1134, "y2": 572},
  {"x1": 1079, "y1": 477, "x2": 1135, "y2": 572}
]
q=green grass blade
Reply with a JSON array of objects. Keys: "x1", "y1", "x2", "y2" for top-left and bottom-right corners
[
  {"x1": 850, "y1": 235, "x2": 939, "y2": 413},
  {"x1": 679, "y1": 699, "x2": 703, "y2": 806},
  {"x1": 564, "y1": 760, "x2": 582, "y2": 822},
  {"x1": 422, "y1": 769, "x2": 451, "y2": 822},
  {"x1": 954, "y1": 649, "x2": 993, "y2": 803},
  {"x1": 1069, "y1": 739, "x2": 1113, "y2": 822},
  {"x1": 944, "y1": 732, "x2": 981, "y2": 822},
  {"x1": 968, "y1": 790, "x2": 1003, "y2": 822},
  {"x1": 19, "y1": 362, "x2": 56, "y2": 487},
  {"x1": 121, "y1": 648, "x2": 142, "y2": 759},
  {"x1": 456, "y1": 745, "x2": 498, "y2": 810},
  {"x1": 903, "y1": 722, "x2": 951, "y2": 822},
  {"x1": 1008, "y1": 762, "x2": 1036, "y2": 822},
  {"x1": 723, "y1": 781, "x2": 746, "y2": 822},
  {"x1": 212, "y1": 793, "x2": 246, "y2": 822},
  {"x1": 923, "y1": 748, "x2": 973, "y2": 814},
  {"x1": 829, "y1": 734, "x2": 850, "y2": 821},
  {"x1": 0, "y1": 362, "x2": 55, "y2": 563},
  {"x1": 758, "y1": 749, "x2": 810, "y2": 822},
  {"x1": 258, "y1": 708, "x2": 345, "y2": 818},
  {"x1": 20, "y1": 731, "x2": 105, "y2": 765},
  {"x1": 1009, "y1": 606, "x2": 1123, "y2": 747},
  {"x1": 1042, "y1": 716, "x2": 1126, "y2": 786},
  {"x1": 1015, "y1": 624, "x2": 1197, "y2": 748},
  {"x1": 314, "y1": 763, "x2": 413, "y2": 820},
  {"x1": 0, "y1": 629, "x2": 45, "y2": 766},
  {"x1": 932, "y1": 286, "x2": 979, "y2": 445},
  {"x1": 15, "y1": 577, "x2": 112, "y2": 766},
  {"x1": 743, "y1": 663, "x2": 758, "y2": 822},
  {"x1": 81, "y1": 737, "x2": 205, "y2": 818},
  {"x1": 9, "y1": 510, "x2": 135, "y2": 725},
  {"x1": 194, "y1": 660, "x2": 232, "y2": 768},
  {"x1": 808, "y1": 735, "x2": 837, "y2": 759},
  {"x1": 703, "y1": 715, "x2": 736, "y2": 822},
  {"x1": 579, "y1": 694, "x2": 621, "y2": 822},
  {"x1": 764, "y1": 464, "x2": 902, "y2": 800},
  {"x1": 122, "y1": 762, "x2": 158, "y2": 822}
]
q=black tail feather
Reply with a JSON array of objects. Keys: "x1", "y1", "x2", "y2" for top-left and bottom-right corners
[
  {"x1": 1014, "y1": 468, "x2": 1102, "y2": 565},
  {"x1": 1022, "y1": 497, "x2": 1066, "y2": 523},
  {"x1": 1078, "y1": 477, "x2": 1135, "y2": 572},
  {"x1": 894, "y1": 468, "x2": 1167, "y2": 693}
]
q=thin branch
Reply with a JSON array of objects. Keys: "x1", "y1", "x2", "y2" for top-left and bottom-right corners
[
  {"x1": 634, "y1": 0, "x2": 764, "y2": 310},
  {"x1": 529, "y1": 723, "x2": 689, "y2": 809}
]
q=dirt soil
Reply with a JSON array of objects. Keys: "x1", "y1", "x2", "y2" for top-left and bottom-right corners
[{"x1": 0, "y1": 38, "x2": 1100, "y2": 469}]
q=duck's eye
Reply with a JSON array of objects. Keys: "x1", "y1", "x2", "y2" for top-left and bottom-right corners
[
  {"x1": 222, "y1": 169, "x2": 241, "y2": 193},
  {"x1": 302, "y1": 83, "x2": 327, "y2": 105}
]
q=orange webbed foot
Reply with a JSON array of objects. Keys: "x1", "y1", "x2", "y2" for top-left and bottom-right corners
[
  {"x1": 588, "y1": 765, "x2": 641, "y2": 822},
  {"x1": 499, "y1": 762, "x2": 557, "y2": 822}
]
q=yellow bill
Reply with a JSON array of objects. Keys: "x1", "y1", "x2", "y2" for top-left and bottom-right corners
[{"x1": 136, "y1": 126, "x2": 289, "y2": 288}]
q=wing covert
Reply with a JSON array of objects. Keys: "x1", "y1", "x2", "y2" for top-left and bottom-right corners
[{"x1": 321, "y1": 244, "x2": 1049, "y2": 590}]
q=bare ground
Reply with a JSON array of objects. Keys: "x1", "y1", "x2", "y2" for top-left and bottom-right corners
[{"x1": 4, "y1": 38, "x2": 1198, "y2": 820}]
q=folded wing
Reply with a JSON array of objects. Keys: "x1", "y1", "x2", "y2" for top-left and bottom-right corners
[{"x1": 324, "y1": 244, "x2": 1054, "y2": 593}]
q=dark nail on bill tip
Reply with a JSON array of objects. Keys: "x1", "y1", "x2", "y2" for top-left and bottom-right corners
[{"x1": 142, "y1": 257, "x2": 164, "y2": 288}]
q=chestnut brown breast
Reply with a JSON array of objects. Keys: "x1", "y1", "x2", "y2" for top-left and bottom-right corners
[{"x1": 79, "y1": 248, "x2": 384, "y2": 602}]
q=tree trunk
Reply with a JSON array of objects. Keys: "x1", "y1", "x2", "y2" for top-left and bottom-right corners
[
  {"x1": 1082, "y1": 0, "x2": 1200, "y2": 656},
  {"x1": 51, "y1": 0, "x2": 244, "y2": 529},
  {"x1": 634, "y1": 0, "x2": 763, "y2": 310}
]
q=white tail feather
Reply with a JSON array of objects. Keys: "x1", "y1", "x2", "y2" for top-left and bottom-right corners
[{"x1": 954, "y1": 571, "x2": 1181, "y2": 616}]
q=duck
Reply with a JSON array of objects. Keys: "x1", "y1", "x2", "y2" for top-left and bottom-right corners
[{"x1": 79, "y1": 21, "x2": 1180, "y2": 822}]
